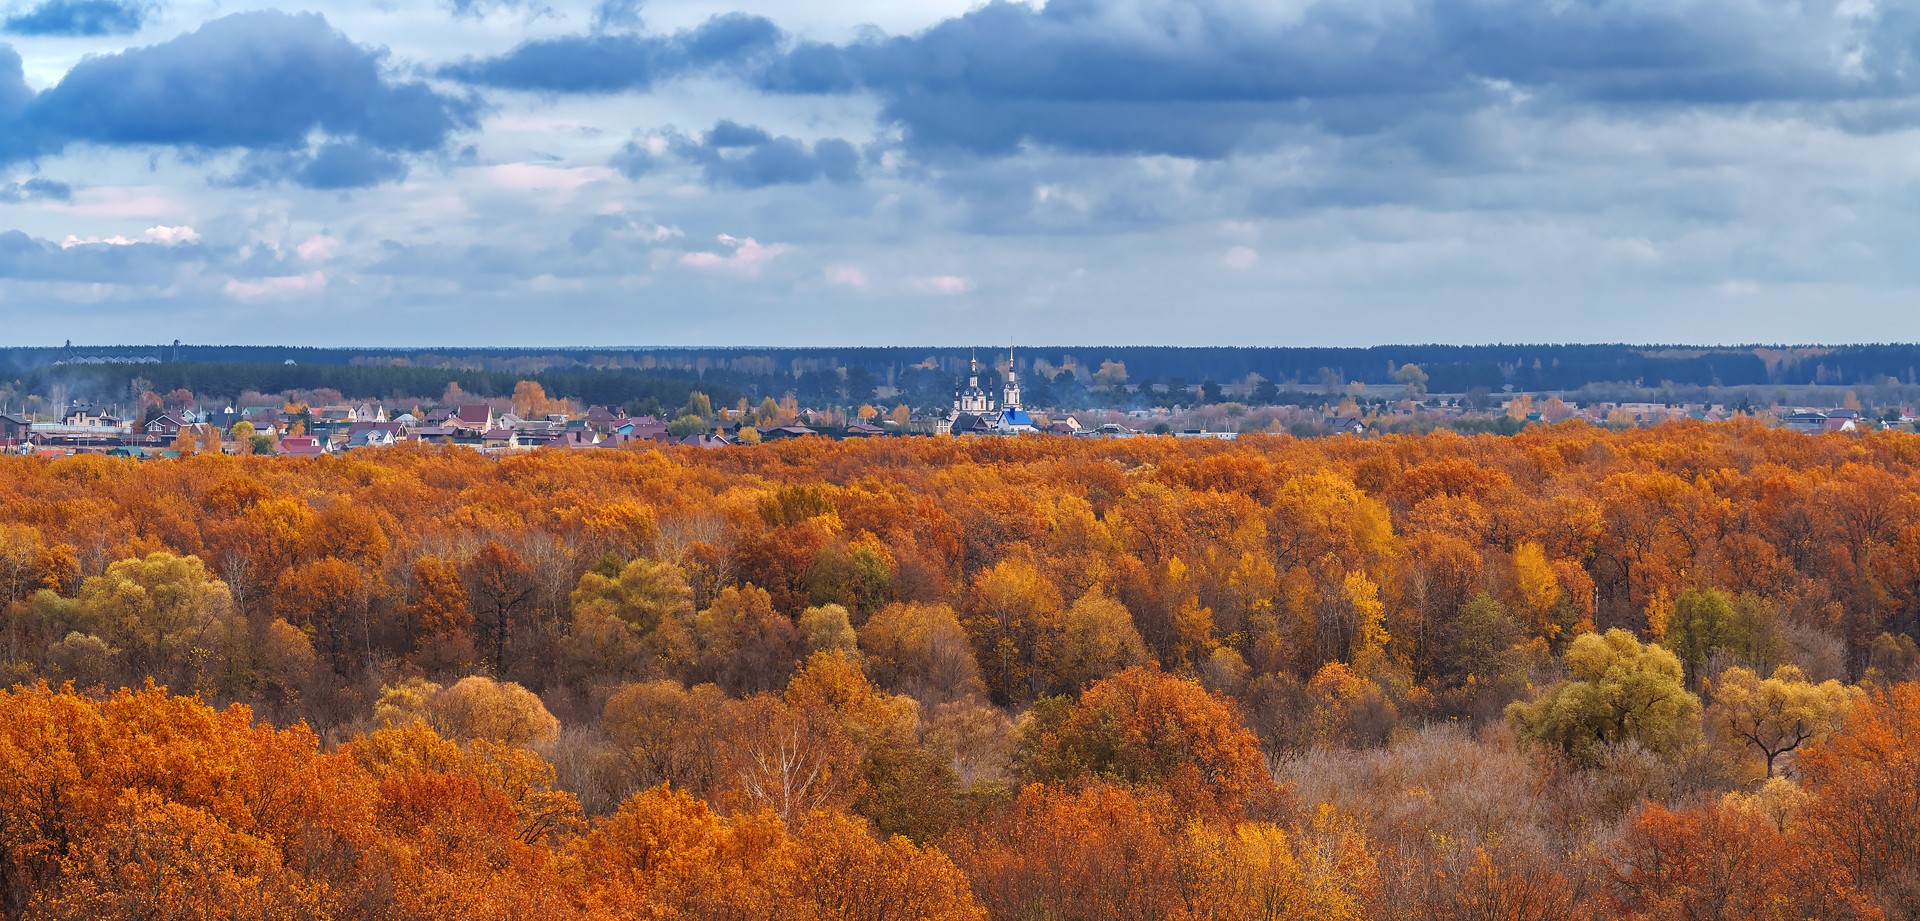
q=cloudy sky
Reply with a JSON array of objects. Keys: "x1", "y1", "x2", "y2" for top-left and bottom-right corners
[{"x1": 2, "y1": 0, "x2": 1918, "y2": 346}]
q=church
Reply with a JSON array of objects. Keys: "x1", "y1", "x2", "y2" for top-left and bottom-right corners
[{"x1": 941, "y1": 352, "x2": 1037, "y2": 435}]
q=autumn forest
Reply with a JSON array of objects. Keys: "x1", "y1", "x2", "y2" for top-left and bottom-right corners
[{"x1": 5, "y1": 422, "x2": 1920, "y2": 919}]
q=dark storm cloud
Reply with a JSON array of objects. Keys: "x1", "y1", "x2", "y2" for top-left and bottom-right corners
[
  {"x1": 0, "y1": 12, "x2": 476, "y2": 187},
  {"x1": 231, "y1": 141, "x2": 412, "y2": 191},
  {"x1": 0, "y1": 177, "x2": 71, "y2": 201},
  {"x1": 612, "y1": 120, "x2": 859, "y2": 187},
  {"x1": 0, "y1": 230, "x2": 204, "y2": 284},
  {"x1": 589, "y1": 0, "x2": 643, "y2": 33},
  {"x1": 441, "y1": 12, "x2": 780, "y2": 93},
  {"x1": 744, "y1": 0, "x2": 1920, "y2": 159},
  {"x1": 3, "y1": 0, "x2": 149, "y2": 36}
]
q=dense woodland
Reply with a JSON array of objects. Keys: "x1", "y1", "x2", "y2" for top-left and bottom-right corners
[
  {"x1": 15, "y1": 343, "x2": 1920, "y2": 414},
  {"x1": 5, "y1": 423, "x2": 1920, "y2": 918}
]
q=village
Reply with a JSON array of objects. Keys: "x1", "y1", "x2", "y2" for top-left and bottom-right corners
[{"x1": 0, "y1": 364, "x2": 1905, "y2": 458}]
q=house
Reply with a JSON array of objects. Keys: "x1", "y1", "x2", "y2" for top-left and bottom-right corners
[
  {"x1": 277, "y1": 436, "x2": 326, "y2": 458},
  {"x1": 947, "y1": 412, "x2": 993, "y2": 436},
  {"x1": 584, "y1": 405, "x2": 628, "y2": 434},
  {"x1": 345, "y1": 427, "x2": 398, "y2": 450},
  {"x1": 1780, "y1": 410, "x2": 1829, "y2": 434},
  {"x1": 615, "y1": 416, "x2": 673, "y2": 444},
  {"x1": 145, "y1": 414, "x2": 188, "y2": 437},
  {"x1": 992, "y1": 407, "x2": 1038, "y2": 435},
  {"x1": 843, "y1": 422, "x2": 888, "y2": 438},
  {"x1": 0, "y1": 413, "x2": 28, "y2": 441},
  {"x1": 680, "y1": 433, "x2": 731, "y2": 448},
  {"x1": 506, "y1": 415, "x2": 565, "y2": 435},
  {"x1": 1325, "y1": 416, "x2": 1366, "y2": 436},
  {"x1": 481, "y1": 428, "x2": 519, "y2": 450},
  {"x1": 65, "y1": 408, "x2": 122, "y2": 430},
  {"x1": 450, "y1": 404, "x2": 494, "y2": 433},
  {"x1": 557, "y1": 430, "x2": 601, "y2": 449},
  {"x1": 761, "y1": 425, "x2": 820, "y2": 441},
  {"x1": 239, "y1": 407, "x2": 286, "y2": 433},
  {"x1": 203, "y1": 407, "x2": 242, "y2": 431}
]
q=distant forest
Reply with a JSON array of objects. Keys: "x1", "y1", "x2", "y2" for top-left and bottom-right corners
[{"x1": 6, "y1": 343, "x2": 1920, "y2": 411}]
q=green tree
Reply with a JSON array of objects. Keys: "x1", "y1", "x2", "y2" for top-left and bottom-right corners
[
  {"x1": 799, "y1": 604, "x2": 859, "y2": 656},
  {"x1": 1663, "y1": 587, "x2": 1738, "y2": 687},
  {"x1": 680, "y1": 391, "x2": 714, "y2": 421},
  {"x1": 668, "y1": 414, "x2": 708, "y2": 438},
  {"x1": 568, "y1": 558, "x2": 696, "y2": 675},
  {"x1": 1507, "y1": 629, "x2": 1702, "y2": 766}
]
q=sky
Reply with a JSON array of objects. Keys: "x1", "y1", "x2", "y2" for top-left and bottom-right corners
[{"x1": 2, "y1": 0, "x2": 1920, "y2": 347}]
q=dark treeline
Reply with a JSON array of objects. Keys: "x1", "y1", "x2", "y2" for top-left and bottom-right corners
[
  {"x1": 10, "y1": 361, "x2": 743, "y2": 414},
  {"x1": 11, "y1": 343, "x2": 1920, "y2": 411}
]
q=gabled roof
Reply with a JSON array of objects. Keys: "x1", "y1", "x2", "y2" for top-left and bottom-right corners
[
  {"x1": 454, "y1": 404, "x2": 492, "y2": 425},
  {"x1": 277, "y1": 436, "x2": 324, "y2": 457}
]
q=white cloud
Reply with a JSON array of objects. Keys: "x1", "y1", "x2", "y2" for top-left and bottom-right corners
[
  {"x1": 825, "y1": 265, "x2": 869, "y2": 288},
  {"x1": 1222, "y1": 246, "x2": 1259, "y2": 270},
  {"x1": 914, "y1": 275, "x2": 974, "y2": 295},
  {"x1": 143, "y1": 225, "x2": 201, "y2": 245},
  {"x1": 680, "y1": 234, "x2": 788, "y2": 275},
  {"x1": 60, "y1": 225, "x2": 200, "y2": 248},
  {"x1": 224, "y1": 271, "x2": 327, "y2": 300},
  {"x1": 296, "y1": 235, "x2": 342, "y2": 263}
]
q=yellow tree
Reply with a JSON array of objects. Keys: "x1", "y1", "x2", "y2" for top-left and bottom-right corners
[
  {"x1": 511, "y1": 380, "x2": 555, "y2": 418},
  {"x1": 1510, "y1": 541, "x2": 1564, "y2": 640},
  {"x1": 1708, "y1": 665, "x2": 1861, "y2": 777},
  {"x1": 962, "y1": 560, "x2": 1064, "y2": 706},
  {"x1": 1053, "y1": 590, "x2": 1150, "y2": 693},
  {"x1": 1507, "y1": 629, "x2": 1702, "y2": 766},
  {"x1": 426, "y1": 676, "x2": 562, "y2": 747},
  {"x1": 230, "y1": 420, "x2": 255, "y2": 456},
  {"x1": 68, "y1": 551, "x2": 240, "y2": 687}
]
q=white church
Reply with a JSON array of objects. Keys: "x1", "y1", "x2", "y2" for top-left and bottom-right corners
[{"x1": 940, "y1": 352, "x2": 1038, "y2": 436}]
